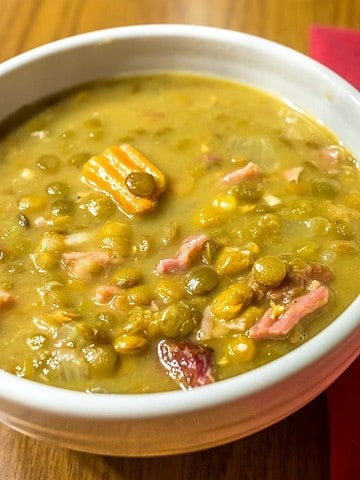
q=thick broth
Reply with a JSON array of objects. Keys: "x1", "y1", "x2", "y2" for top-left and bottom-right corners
[{"x1": 0, "y1": 74, "x2": 358, "y2": 393}]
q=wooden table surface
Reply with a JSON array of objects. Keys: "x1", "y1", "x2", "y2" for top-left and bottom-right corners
[{"x1": 0, "y1": 1, "x2": 359, "y2": 479}]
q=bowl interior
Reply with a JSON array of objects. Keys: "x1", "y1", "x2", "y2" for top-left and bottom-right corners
[{"x1": 0, "y1": 24, "x2": 359, "y2": 419}]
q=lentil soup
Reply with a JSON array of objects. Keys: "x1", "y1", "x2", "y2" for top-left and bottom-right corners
[{"x1": 0, "y1": 74, "x2": 358, "y2": 393}]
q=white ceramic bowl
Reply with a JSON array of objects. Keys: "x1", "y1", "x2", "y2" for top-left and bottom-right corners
[{"x1": 0, "y1": 25, "x2": 359, "y2": 456}]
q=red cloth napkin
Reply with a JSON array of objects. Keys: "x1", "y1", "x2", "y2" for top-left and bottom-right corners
[
  {"x1": 310, "y1": 25, "x2": 360, "y2": 480},
  {"x1": 310, "y1": 25, "x2": 360, "y2": 90},
  {"x1": 327, "y1": 359, "x2": 360, "y2": 480}
]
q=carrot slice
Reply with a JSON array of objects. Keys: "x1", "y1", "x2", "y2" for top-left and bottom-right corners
[{"x1": 82, "y1": 144, "x2": 166, "y2": 216}]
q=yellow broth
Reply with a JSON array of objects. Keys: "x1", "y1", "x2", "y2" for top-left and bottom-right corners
[{"x1": 0, "y1": 74, "x2": 358, "y2": 393}]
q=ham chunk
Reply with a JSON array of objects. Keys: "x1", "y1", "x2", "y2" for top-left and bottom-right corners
[
  {"x1": 249, "y1": 284, "x2": 329, "y2": 340},
  {"x1": 251, "y1": 261, "x2": 334, "y2": 303},
  {"x1": 198, "y1": 306, "x2": 214, "y2": 340},
  {"x1": 284, "y1": 166, "x2": 303, "y2": 183},
  {"x1": 94, "y1": 285, "x2": 122, "y2": 304},
  {"x1": 221, "y1": 162, "x2": 261, "y2": 185},
  {"x1": 158, "y1": 339, "x2": 215, "y2": 389},
  {"x1": 317, "y1": 145, "x2": 343, "y2": 173},
  {"x1": 62, "y1": 251, "x2": 116, "y2": 281},
  {"x1": 155, "y1": 234, "x2": 209, "y2": 274},
  {"x1": 308, "y1": 145, "x2": 346, "y2": 174}
]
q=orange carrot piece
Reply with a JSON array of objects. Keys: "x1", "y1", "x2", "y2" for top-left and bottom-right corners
[{"x1": 82, "y1": 144, "x2": 166, "y2": 216}]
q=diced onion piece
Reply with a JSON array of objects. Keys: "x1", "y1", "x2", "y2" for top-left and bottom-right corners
[
  {"x1": 263, "y1": 193, "x2": 281, "y2": 206},
  {"x1": 64, "y1": 232, "x2": 91, "y2": 246}
]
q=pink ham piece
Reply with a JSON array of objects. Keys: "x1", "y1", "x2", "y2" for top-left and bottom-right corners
[
  {"x1": 249, "y1": 284, "x2": 329, "y2": 340},
  {"x1": 221, "y1": 161, "x2": 261, "y2": 185},
  {"x1": 155, "y1": 234, "x2": 210, "y2": 274},
  {"x1": 198, "y1": 306, "x2": 214, "y2": 340},
  {"x1": 284, "y1": 166, "x2": 304, "y2": 183},
  {"x1": 317, "y1": 145, "x2": 343, "y2": 173},
  {"x1": 308, "y1": 145, "x2": 344, "y2": 174},
  {"x1": 158, "y1": 339, "x2": 215, "y2": 389},
  {"x1": 62, "y1": 250, "x2": 115, "y2": 281},
  {"x1": 201, "y1": 152, "x2": 222, "y2": 167},
  {"x1": 251, "y1": 261, "x2": 334, "y2": 303},
  {"x1": 94, "y1": 285, "x2": 122, "y2": 304}
]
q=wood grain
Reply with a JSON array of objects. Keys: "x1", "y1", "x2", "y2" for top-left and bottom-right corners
[
  {"x1": 0, "y1": 1, "x2": 359, "y2": 478},
  {"x1": 0, "y1": 394, "x2": 329, "y2": 480},
  {"x1": 1, "y1": 0, "x2": 360, "y2": 63}
]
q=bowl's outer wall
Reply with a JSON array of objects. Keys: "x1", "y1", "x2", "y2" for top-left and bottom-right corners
[
  {"x1": 0, "y1": 25, "x2": 359, "y2": 456},
  {"x1": 0, "y1": 319, "x2": 358, "y2": 456}
]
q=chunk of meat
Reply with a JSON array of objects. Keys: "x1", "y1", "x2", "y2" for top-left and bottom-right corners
[
  {"x1": 249, "y1": 284, "x2": 329, "y2": 340},
  {"x1": 0, "y1": 290, "x2": 15, "y2": 309},
  {"x1": 251, "y1": 261, "x2": 334, "y2": 303},
  {"x1": 284, "y1": 166, "x2": 303, "y2": 183},
  {"x1": 155, "y1": 234, "x2": 210, "y2": 274},
  {"x1": 198, "y1": 306, "x2": 214, "y2": 340},
  {"x1": 221, "y1": 162, "x2": 261, "y2": 185},
  {"x1": 201, "y1": 152, "x2": 222, "y2": 167},
  {"x1": 318, "y1": 145, "x2": 343, "y2": 173},
  {"x1": 94, "y1": 285, "x2": 122, "y2": 304},
  {"x1": 309, "y1": 145, "x2": 345, "y2": 174},
  {"x1": 158, "y1": 339, "x2": 215, "y2": 389},
  {"x1": 305, "y1": 262, "x2": 334, "y2": 284},
  {"x1": 62, "y1": 251, "x2": 116, "y2": 281}
]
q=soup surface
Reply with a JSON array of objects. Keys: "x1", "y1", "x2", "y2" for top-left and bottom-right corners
[{"x1": 0, "y1": 74, "x2": 359, "y2": 393}]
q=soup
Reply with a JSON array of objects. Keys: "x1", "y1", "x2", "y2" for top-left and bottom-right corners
[{"x1": 0, "y1": 74, "x2": 358, "y2": 393}]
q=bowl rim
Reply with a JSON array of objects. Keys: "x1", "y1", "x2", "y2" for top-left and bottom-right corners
[
  {"x1": 2, "y1": 23, "x2": 360, "y2": 96},
  {"x1": 0, "y1": 24, "x2": 359, "y2": 420}
]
